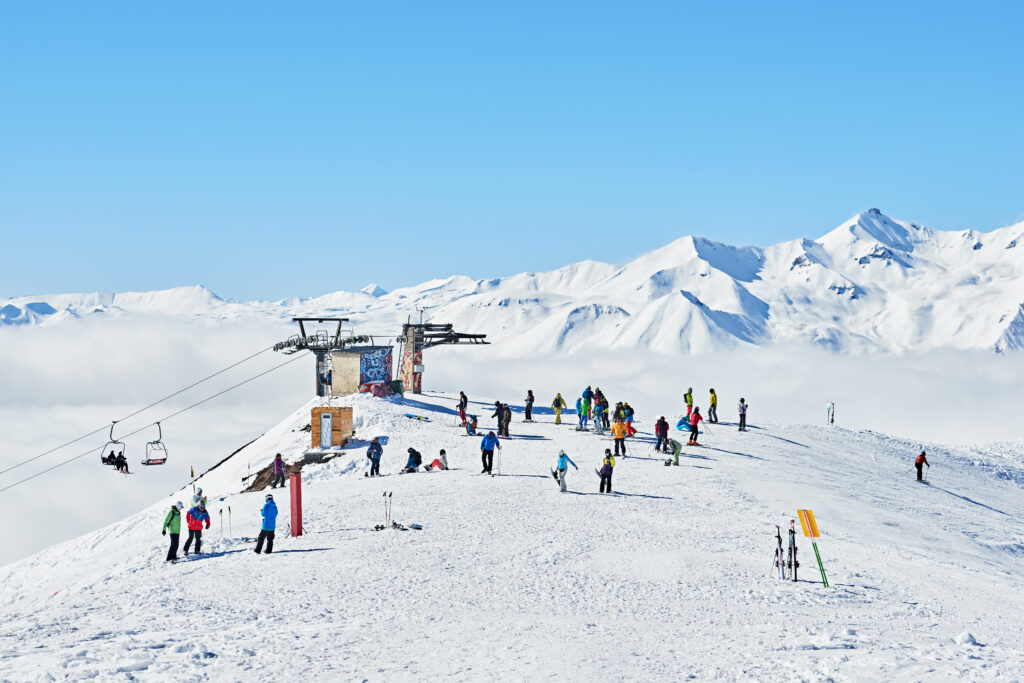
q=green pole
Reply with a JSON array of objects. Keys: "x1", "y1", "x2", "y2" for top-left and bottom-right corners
[{"x1": 811, "y1": 542, "x2": 829, "y2": 587}]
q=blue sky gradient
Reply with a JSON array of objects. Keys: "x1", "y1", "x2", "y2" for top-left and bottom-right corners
[{"x1": 2, "y1": 1, "x2": 1022, "y2": 299}]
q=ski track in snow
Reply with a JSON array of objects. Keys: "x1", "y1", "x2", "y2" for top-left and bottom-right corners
[{"x1": 1, "y1": 391, "x2": 1022, "y2": 681}]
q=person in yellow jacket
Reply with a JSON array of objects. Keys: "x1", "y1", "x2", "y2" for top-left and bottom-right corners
[
  {"x1": 611, "y1": 419, "x2": 628, "y2": 457},
  {"x1": 684, "y1": 388, "x2": 693, "y2": 418},
  {"x1": 708, "y1": 388, "x2": 718, "y2": 423},
  {"x1": 551, "y1": 393, "x2": 566, "y2": 424},
  {"x1": 599, "y1": 449, "x2": 615, "y2": 493}
]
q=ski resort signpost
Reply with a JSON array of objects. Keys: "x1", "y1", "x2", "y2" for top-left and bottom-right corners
[{"x1": 797, "y1": 509, "x2": 829, "y2": 588}]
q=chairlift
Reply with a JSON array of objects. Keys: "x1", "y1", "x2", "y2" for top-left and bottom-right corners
[
  {"x1": 99, "y1": 421, "x2": 125, "y2": 466},
  {"x1": 142, "y1": 422, "x2": 169, "y2": 466}
]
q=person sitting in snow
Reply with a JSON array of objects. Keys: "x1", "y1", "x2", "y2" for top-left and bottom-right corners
[
  {"x1": 465, "y1": 414, "x2": 478, "y2": 436},
  {"x1": 403, "y1": 448, "x2": 423, "y2": 473},
  {"x1": 428, "y1": 448, "x2": 449, "y2": 471}
]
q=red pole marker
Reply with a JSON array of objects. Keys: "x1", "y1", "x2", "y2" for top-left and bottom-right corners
[{"x1": 290, "y1": 472, "x2": 302, "y2": 537}]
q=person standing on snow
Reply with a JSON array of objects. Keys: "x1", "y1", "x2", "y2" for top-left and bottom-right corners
[
  {"x1": 502, "y1": 403, "x2": 513, "y2": 437},
  {"x1": 254, "y1": 494, "x2": 277, "y2": 554},
  {"x1": 183, "y1": 501, "x2": 211, "y2": 555},
  {"x1": 162, "y1": 501, "x2": 184, "y2": 562},
  {"x1": 458, "y1": 391, "x2": 469, "y2": 426},
  {"x1": 551, "y1": 393, "x2": 566, "y2": 424},
  {"x1": 611, "y1": 418, "x2": 628, "y2": 456},
  {"x1": 623, "y1": 402, "x2": 637, "y2": 437},
  {"x1": 738, "y1": 398, "x2": 748, "y2": 431},
  {"x1": 192, "y1": 488, "x2": 208, "y2": 509},
  {"x1": 915, "y1": 451, "x2": 930, "y2": 481},
  {"x1": 491, "y1": 401, "x2": 504, "y2": 433},
  {"x1": 270, "y1": 454, "x2": 286, "y2": 488},
  {"x1": 524, "y1": 390, "x2": 535, "y2": 422},
  {"x1": 708, "y1": 389, "x2": 718, "y2": 424},
  {"x1": 593, "y1": 400, "x2": 606, "y2": 435},
  {"x1": 582, "y1": 386, "x2": 594, "y2": 418},
  {"x1": 655, "y1": 416, "x2": 670, "y2": 452},
  {"x1": 554, "y1": 450, "x2": 578, "y2": 493},
  {"x1": 575, "y1": 398, "x2": 585, "y2": 428},
  {"x1": 480, "y1": 431, "x2": 501, "y2": 474},
  {"x1": 688, "y1": 407, "x2": 704, "y2": 446},
  {"x1": 599, "y1": 449, "x2": 615, "y2": 494},
  {"x1": 684, "y1": 388, "x2": 694, "y2": 418},
  {"x1": 366, "y1": 438, "x2": 383, "y2": 477},
  {"x1": 601, "y1": 397, "x2": 611, "y2": 429}
]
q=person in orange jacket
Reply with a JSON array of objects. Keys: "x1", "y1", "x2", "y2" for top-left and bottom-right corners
[
  {"x1": 611, "y1": 418, "x2": 629, "y2": 457},
  {"x1": 915, "y1": 451, "x2": 930, "y2": 481}
]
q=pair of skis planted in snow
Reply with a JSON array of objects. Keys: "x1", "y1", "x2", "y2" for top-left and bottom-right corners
[{"x1": 773, "y1": 521, "x2": 799, "y2": 582}]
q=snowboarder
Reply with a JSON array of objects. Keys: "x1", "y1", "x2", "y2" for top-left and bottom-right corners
[
  {"x1": 654, "y1": 416, "x2": 669, "y2": 452},
  {"x1": 161, "y1": 501, "x2": 184, "y2": 562},
  {"x1": 554, "y1": 450, "x2": 578, "y2": 493},
  {"x1": 668, "y1": 438, "x2": 683, "y2": 466},
  {"x1": 255, "y1": 494, "x2": 277, "y2": 554},
  {"x1": 183, "y1": 501, "x2": 210, "y2": 555},
  {"x1": 593, "y1": 400, "x2": 606, "y2": 435},
  {"x1": 429, "y1": 448, "x2": 449, "y2": 471},
  {"x1": 524, "y1": 390, "x2": 535, "y2": 421},
  {"x1": 271, "y1": 453, "x2": 286, "y2": 488},
  {"x1": 915, "y1": 451, "x2": 930, "y2": 481},
  {"x1": 684, "y1": 388, "x2": 693, "y2": 418},
  {"x1": 708, "y1": 389, "x2": 718, "y2": 423},
  {"x1": 458, "y1": 391, "x2": 469, "y2": 426},
  {"x1": 480, "y1": 431, "x2": 501, "y2": 474},
  {"x1": 623, "y1": 402, "x2": 636, "y2": 437},
  {"x1": 551, "y1": 393, "x2": 566, "y2": 424},
  {"x1": 599, "y1": 449, "x2": 615, "y2": 493},
  {"x1": 738, "y1": 398, "x2": 748, "y2": 431},
  {"x1": 688, "y1": 407, "x2": 704, "y2": 446},
  {"x1": 465, "y1": 414, "x2": 478, "y2": 435},
  {"x1": 366, "y1": 438, "x2": 383, "y2": 477},
  {"x1": 403, "y1": 448, "x2": 423, "y2": 473},
  {"x1": 114, "y1": 452, "x2": 129, "y2": 474},
  {"x1": 611, "y1": 418, "x2": 628, "y2": 456}
]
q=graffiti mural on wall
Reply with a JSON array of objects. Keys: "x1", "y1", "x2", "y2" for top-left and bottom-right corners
[
  {"x1": 358, "y1": 348, "x2": 393, "y2": 391},
  {"x1": 400, "y1": 350, "x2": 422, "y2": 393}
]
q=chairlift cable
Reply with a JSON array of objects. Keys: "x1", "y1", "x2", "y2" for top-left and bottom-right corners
[
  {"x1": 0, "y1": 351, "x2": 310, "y2": 496},
  {"x1": 0, "y1": 344, "x2": 276, "y2": 477}
]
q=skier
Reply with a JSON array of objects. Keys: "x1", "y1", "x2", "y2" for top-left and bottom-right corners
[
  {"x1": 458, "y1": 391, "x2": 469, "y2": 426},
  {"x1": 738, "y1": 398, "x2": 748, "y2": 431},
  {"x1": 593, "y1": 400, "x2": 606, "y2": 435},
  {"x1": 183, "y1": 501, "x2": 211, "y2": 555},
  {"x1": 403, "y1": 448, "x2": 423, "y2": 473},
  {"x1": 654, "y1": 416, "x2": 669, "y2": 452},
  {"x1": 524, "y1": 390, "x2": 535, "y2": 422},
  {"x1": 502, "y1": 403, "x2": 513, "y2": 437},
  {"x1": 161, "y1": 501, "x2": 184, "y2": 562},
  {"x1": 480, "y1": 431, "x2": 501, "y2": 474},
  {"x1": 254, "y1": 493, "x2": 277, "y2": 554},
  {"x1": 192, "y1": 488, "x2": 208, "y2": 509},
  {"x1": 465, "y1": 414, "x2": 478, "y2": 436},
  {"x1": 599, "y1": 449, "x2": 615, "y2": 494},
  {"x1": 611, "y1": 418, "x2": 628, "y2": 456},
  {"x1": 708, "y1": 389, "x2": 718, "y2": 423},
  {"x1": 684, "y1": 388, "x2": 694, "y2": 418},
  {"x1": 551, "y1": 393, "x2": 566, "y2": 424},
  {"x1": 612, "y1": 402, "x2": 625, "y2": 422},
  {"x1": 366, "y1": 438, "x2": 383, "y2": 477},
  {"x1": 688, "y1": 407, "x2": 704, "y2": 446},
  {"x1": 668, "y1": 437, "x2": 683, "y2": 466},
  {"x1": 623, "y1": 402, "x2": 637, "y2": 437},
  {"x1": 582, "y1": 386, "x2": 594, "y2": 418},
  {"x1": 270, "y1": 453, "x2": 286, "y2": 488},
  {"x1": 915, "y1": 451, "x2": 930, "y2": 481},
  {"x1": 554, "y1": 450, "x2": 578, "y2": 493}
]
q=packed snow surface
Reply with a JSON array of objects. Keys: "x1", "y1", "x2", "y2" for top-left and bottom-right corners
[
  {"x1": 4, "y1": 209, "x2": 1024, "y2": 354},
  {"x1": 2, "y1": 391, "x2": 1023, "y2": 680}
]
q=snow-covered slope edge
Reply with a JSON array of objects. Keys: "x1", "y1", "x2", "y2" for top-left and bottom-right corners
[{"x1": 1, "y1": 391, "x2": 1023, "y2": 679}]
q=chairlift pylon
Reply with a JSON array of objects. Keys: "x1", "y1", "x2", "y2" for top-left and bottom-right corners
[
  {"x1": 142, "y1": 421, "x2": 168, "y2": 466},
  {"x1": 99, "y1": 421, "x2": 125, "y2": 466}
]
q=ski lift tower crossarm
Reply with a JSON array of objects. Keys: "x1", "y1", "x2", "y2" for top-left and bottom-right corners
[
  {"x1": 398, "y1": 320, "x2": 488, "y2": 394},
  {"x1": 273, "y1": 318, "x2": 350, "y2": 397}
]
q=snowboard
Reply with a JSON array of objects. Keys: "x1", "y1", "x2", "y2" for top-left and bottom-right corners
[{"x1": 403, "y1": 413, "x2": 430, "y2": 421}]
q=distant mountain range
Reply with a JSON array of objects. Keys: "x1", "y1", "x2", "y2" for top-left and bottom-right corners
[{"x1": 4, "y1": 209, "x2": 1023, "y2": 354}]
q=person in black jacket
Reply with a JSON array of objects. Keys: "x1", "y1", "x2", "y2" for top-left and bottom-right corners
[
  {"x1": 458, "y1": 391, "x2": 469, "y2": 426},
  {"x1": 654, "y1": 416, "x2": 670, "y2": 452},
  {"x1": 524, "y1": 390, "x2": 535, "y2": 421},
  {"x1": 502, "y1": 404, "x2": 512, "y2": 436}
]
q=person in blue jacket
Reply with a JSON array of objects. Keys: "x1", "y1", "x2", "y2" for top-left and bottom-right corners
[
  {"x1": 366, "y1": 438, "x2": 383, "y2": 477},
  {"x1": 480, "y1": 431, "x2": 501, "y2": 474},
  {"x1": 593, "y1": 401, "x2": 606, "y2": 436},
  {"x1": 255, "y1": 494, "x2": 277, "y2": 554},
  {"x1": 403, "y1": 448, "x2": 423, "y2": 473},
  {"x1": 555, "y1": 450, "x2": 578, "y2": 493}
]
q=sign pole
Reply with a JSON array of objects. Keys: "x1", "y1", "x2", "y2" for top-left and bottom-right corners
[{"x1": 797, "y1": 508, "x2": 829, "y2": 588}]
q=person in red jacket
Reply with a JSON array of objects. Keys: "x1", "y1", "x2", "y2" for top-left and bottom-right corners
[
  {"x1": 688, "y1": 407, "x2": 704, "y2": 446},
  {"x1": 915, "y1": 451, "x2": 930, "y2": 481},
  {"x1": 184, "y1": 501, "x2": 211, "y2": 555}
]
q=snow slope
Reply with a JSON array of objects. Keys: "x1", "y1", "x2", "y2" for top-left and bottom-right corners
[
  {"x1": 2, "y1": 391, "x2": 1022, "y2": 680},
  {"x1": 4, "y1": 209, "x2": 1024, "y2": 354}
]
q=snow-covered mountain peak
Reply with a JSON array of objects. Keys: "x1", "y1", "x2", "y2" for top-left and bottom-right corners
[
  {"x1": 818, "y1": 208, "x2": 926, "y2": 254},
  {"x1": 359, "y1": 283, "x2": 389, "y2": 298}
]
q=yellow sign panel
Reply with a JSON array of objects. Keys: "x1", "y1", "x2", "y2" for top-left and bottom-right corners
[{"x1": 797, "y1": 509, "x2": 820, "y2": 538}]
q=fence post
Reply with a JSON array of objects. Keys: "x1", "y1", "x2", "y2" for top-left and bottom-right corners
[{"x1": 290, "y1": 471, "x2": 302, "y2": 537}]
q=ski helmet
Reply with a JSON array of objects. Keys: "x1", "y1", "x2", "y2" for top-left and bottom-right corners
[
  {"x1": 266, "y1": 494, "x2": 273, "y2": 501},
  {"x1": 175, "y1": 501, "x2": 183, "y2": 509},
  {"x1": 558, "y1": 450, "x2": 566, "y2": 457},
  {"x1": 439, "y1": 449, "x2": 446, "y2": 455}
]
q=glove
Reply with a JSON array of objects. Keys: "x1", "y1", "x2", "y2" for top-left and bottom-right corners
[{"x1": 162, "y1": 530, "x2": 166, "y2": 536}]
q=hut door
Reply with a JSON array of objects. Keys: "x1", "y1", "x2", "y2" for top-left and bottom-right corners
[{"x1": 320, "y1": 412, "x2": 333, "y2": 448}]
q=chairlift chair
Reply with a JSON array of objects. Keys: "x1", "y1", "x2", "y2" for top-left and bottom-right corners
[
  {"x1": 142, "y1": 422, "x2": 169, "y2": 466},
  {"x1": 99, "y1": 421, "x2": 125, "y2": 466}
]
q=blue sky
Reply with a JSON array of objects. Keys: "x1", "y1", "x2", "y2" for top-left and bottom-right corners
[{"x1": 2, "y1": 1, "x2": 1022, "y2": 300}]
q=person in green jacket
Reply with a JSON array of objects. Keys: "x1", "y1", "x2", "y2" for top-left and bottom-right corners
[
  {"x1": 684, "y1": 388, "x2": 694, "y2": 418},
  {"x1": 162, "y1": 501, "x2": 184, "y2": 562}
]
